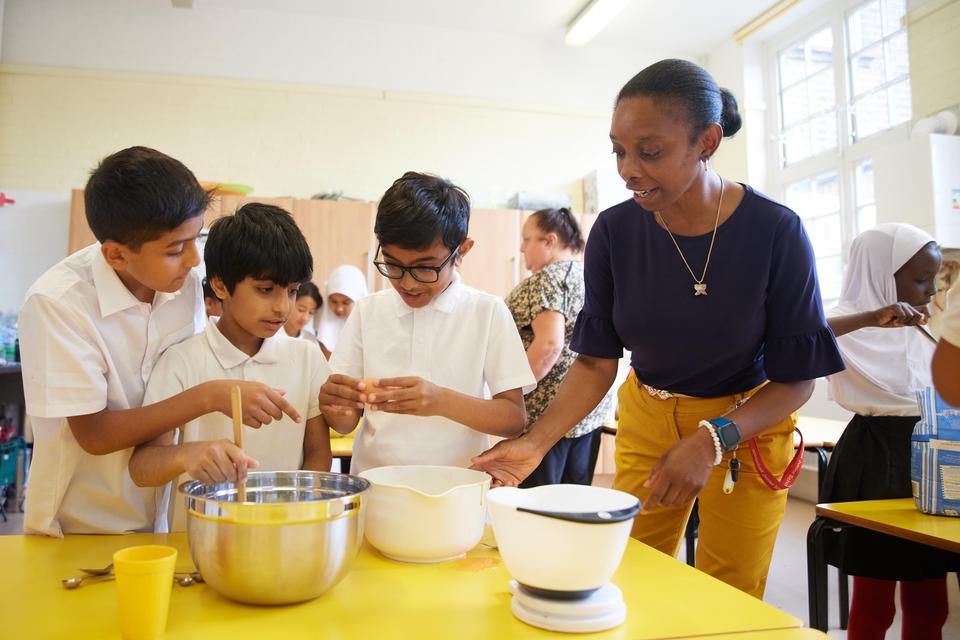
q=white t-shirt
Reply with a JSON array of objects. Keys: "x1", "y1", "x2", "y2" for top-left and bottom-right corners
[
  {"x1": 939, "y1": 284, "x2": 960, "y2": 348},
  {"x1": 144, "y1": 321, "x2": 330, "y2": 531},
  {"x1": 330, "y1": 273, "x2": 536, "y2": 474},
  {"x1": 19, "y1": 244, "x2": 204, "y2": 536}
]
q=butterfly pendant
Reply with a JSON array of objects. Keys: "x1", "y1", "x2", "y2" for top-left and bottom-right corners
[{"x1": 694, "y1": 283, "x2": 707, "y2": 296}]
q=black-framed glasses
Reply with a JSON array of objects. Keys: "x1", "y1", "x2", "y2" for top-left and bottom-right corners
[{"x1": 373, "y1": 245, "x2": 459, "y2": 283}]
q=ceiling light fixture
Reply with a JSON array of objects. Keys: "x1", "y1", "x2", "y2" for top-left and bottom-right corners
[{"x1": 565, "y1": 0, "x2": 631, "y2": 47}]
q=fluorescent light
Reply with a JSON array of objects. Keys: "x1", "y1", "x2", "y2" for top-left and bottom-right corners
[{"x1": 565, "y1": 0, "x2": 631, "y2": 47}]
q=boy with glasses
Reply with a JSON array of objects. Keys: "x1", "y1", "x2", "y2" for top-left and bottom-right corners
[{"x1": 319, "y1": 171, "x2": 535, "y2": 473}]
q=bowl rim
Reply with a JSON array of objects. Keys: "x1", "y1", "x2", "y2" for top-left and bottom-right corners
[{"x1": 358, "y1": 465, "x2": 491, "y2": 499}]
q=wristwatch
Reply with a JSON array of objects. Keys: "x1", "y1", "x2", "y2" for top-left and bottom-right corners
[{"x1": 709, "y1": 417, "x2": 741, "y2": 452}]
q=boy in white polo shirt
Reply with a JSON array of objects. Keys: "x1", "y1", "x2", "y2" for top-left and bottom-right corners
[
  {"x1": 319, "y1": 171, "x2": 536, "y2": 473},
  {"x1": 130, "y1": 203, "x2": 332, "y2": 531},
  {"x1": 19, "y1": 147, "x2": 300, "y2": 536}
]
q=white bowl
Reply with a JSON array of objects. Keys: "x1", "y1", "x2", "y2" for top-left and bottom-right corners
[
  {"x1": 488, "y1": 484, "x2": 639, "y2": 595},
  {"x1": 358, "y1": 465, "x2": 490, "y2": 563}
]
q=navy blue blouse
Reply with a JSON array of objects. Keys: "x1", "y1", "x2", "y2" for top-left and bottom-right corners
[{"x1": 570, "y1": 185, "x2": 845, "y2": 397}]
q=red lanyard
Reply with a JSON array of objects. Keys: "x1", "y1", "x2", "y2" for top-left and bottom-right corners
[{"x1": 746, "y1": 428, "x2": 804, "y2": 490}]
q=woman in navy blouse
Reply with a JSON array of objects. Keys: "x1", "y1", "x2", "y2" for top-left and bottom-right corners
[{"x1": 473, "y1": 59, "x2": 844, "y2": 598}]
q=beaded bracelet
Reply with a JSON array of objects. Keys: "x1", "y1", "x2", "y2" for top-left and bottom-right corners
[{"x1": 698, "y1": 420, "x2": 724, "y2": 466}]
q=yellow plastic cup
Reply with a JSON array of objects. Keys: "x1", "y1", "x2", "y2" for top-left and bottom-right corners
[{"x1": 113, "y1": 545, "x2": 177, "y2": 640}]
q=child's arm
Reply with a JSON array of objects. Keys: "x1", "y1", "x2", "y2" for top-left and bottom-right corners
[
  {"x1": 828, "y1": 303, "x2": 928, "y2": 337},
  {"x1": 129, "y1": 431, "x2": 259, "y2": 487},
  {"x1": 301, "y1": 415, "x2": 333, "y2": 472},
  {"x1": 369, "y1": 379, "x2": 526, "y2": 438},
  {"x1": 67, "y1": 379, "x2": 301, "y2": 456},
  {"x1": 318, "y1": 374, "x2": 365, "y2": 434}
]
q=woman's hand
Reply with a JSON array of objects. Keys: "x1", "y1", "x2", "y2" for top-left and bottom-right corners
[
  {"x1": 872, "y1": 302, "x2": 928, "y2": 328},
  {"x1": 368, "y1": 376, "x2": 446, "y2": 416},
  {"x1": 641, "y1": 428, "x2": 716, "y2": 512},
  {"x1": 470, "y1": 435, "x2": 545, "y2": 487}
]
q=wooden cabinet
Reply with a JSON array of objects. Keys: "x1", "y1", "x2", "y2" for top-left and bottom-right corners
[
  {"x1": 66, "y1": 191, "x2": 579, "y2": 301},
  {"x1": 217, "y1": 196, "x2": 293, "y2": 218},
  {"x1": 458, "y1": 208, "x2": 522, "y2": 299},
  {"x1": 67, "y1": 189, "x2": 223, "y2": 254},
  {"x1": 291, "y1": 199, "x2": 377, "y2": 291},
  {"x1": 67, "y1": 190, "x2": 97, "y2": 254}
]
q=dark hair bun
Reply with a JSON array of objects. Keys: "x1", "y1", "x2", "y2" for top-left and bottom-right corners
[{"x1": 719, "y1": 88, "x2": 742, "y2": 138}]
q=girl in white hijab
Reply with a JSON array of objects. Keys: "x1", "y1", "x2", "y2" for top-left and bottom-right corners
[
  {"x1": 821, "y1": 223, "x2": 954, "y2": 640},
  {"x1": 317, "y1": 265, "x2": 368, "y2": 359}
]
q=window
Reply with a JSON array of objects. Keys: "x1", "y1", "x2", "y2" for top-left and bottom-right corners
[
  {"x1": 767, "y1": 0, "x2": 911, "y2": 305},
  {"x1": 854, "y1": 159, "x2": 877, "y2": 233},
  {"x1": 777, "y1": 28, "x2": 838, "y2": 166},
  {"x1": 846, "y1": 0, "x2": 911, "y2": 141},
  {"x1": 785, "y1": 172, "x2": 844, "y2": 302}
]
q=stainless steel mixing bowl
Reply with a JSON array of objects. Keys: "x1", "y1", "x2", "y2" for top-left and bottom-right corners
[{"x1": 179, "y1": 471, "x2": 370, "y2": 605}]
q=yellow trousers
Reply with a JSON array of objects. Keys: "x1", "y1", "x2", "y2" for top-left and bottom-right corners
[{"x1": 612, "y1": 375, "x2": 795, "y2": 599}]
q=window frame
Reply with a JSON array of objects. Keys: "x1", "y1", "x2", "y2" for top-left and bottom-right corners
[{"x1": 763, "y1": 0, "x2": 912, "y2": 306}]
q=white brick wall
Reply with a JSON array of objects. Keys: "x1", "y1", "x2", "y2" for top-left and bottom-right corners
[{"x1": 908, "y1": 0, "x2": 960, "y2": 119}]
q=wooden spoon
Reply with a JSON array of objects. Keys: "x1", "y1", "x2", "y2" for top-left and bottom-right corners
[{"x1": 231, "y1": 385, "x2": 247, "y2": 502}]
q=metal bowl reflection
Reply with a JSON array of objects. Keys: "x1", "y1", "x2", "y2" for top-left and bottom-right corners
[{"x1": 179, "y1": 471, "x2": 369, "y2": 605}]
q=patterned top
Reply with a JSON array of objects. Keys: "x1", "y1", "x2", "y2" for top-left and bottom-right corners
[{"x1": 505, "y1": 260, "x2": 614, "y2": 438}]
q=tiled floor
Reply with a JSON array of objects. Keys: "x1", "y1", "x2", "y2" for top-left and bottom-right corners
[{"x1": 3, "y1": 484, "x2": 957, "y2": 638}]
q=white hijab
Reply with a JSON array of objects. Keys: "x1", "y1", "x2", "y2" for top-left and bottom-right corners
[
  {"x1": 829, "y1": 223, "x2": 936, "y2": 395},
  {"x1": 317, "y1": 265, "x2": 368, "y2": 350}
]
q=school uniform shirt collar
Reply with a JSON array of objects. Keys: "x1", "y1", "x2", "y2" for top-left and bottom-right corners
[
  {"x1": 91, "y1": 249, "x2": 181, "y2": 318},
  {"x1": 392, "y1": 271, "x2": 463, "y2": 318},
  {"x1": 203, "y1": 321, "x2": 283, "y2": 370}
]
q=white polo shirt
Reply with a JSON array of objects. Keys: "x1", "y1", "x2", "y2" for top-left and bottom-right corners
[
  {"x1": 330, "y1": 273, "x2": 536, "y2": 474},
  {"x1": 19, "y1": 244, "x2": 204, "y2": 536},
  {"x1": 144, "y1": 321, "x2": 330, "y2": 531}
]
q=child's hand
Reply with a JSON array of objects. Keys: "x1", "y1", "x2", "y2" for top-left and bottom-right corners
[
  {"x1": 872, "y1": 302, "x2": 928, "y2": 328},
  {"x1": 211, "y1": 380, "x2": 301, "y2": 427},
  {"x1": 319, "y1": 374, "x2": 368, "y2": 417},
  {"x1": 368, "y1": 376, "x2": 446, "y2": 416},
  {"x1": 177, "y1": 439, "x2": 259, "y2": 485}
]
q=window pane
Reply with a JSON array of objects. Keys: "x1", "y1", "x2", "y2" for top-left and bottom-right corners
[
  {"x1": 813, "y1": 173, "x2": 840, "y2": 214},
  {"x1": 851, "y1": 90, "x2": 890, "y2": 140},
  {"x1": 817, "y1": 255, "x2": 844, "y2": 300},
  {"x1": 806, "y1": 214, "x2": 844, "y2": 257},
  {"x1": 882, "y1": 0, "x2": 907, "y2": 36},
  {"x1": 851, "y1": 42, "x2": 886, "y2": 97},
  {"x1": 782, "y1": 82, "x2": 810, "y2": 127},
  {"x1": 848, "y1": 1, "x2": 883, "y2": 52},
  {"x1": 807, "y1": 28, "x2": 834, "y2": 74},
  {"x1": 855, "y1": 160, "x2": 875, "y2": 207},
  {"x1": 783, "y1": 123, "x2": 812, "y2": 165},
  {"x1": 811, "y1": 113, "x2": 838, "y2": 156},
  {"x1": 808, "y1": 68, "x2": 836, "y2": 113},
  {"x1": 857, "y1": 204, "x2": 877, "y2": 233},
  {"x1": 779, "y1": 44, "x2": 807, "y2": 88},
  {"x1": 885, "y1": 30, "x2": 910, "y2": 80},
  {"x1": 888, "y1": 79, "x2": 912, "y2": 126},
  {"x1": 785, "y1": 172, "x2": 839, "y2": 219}
]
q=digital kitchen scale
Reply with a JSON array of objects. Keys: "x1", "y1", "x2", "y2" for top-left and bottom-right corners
[{"x1": 508, "y1": 580, "x2": 627, "y2": 633}]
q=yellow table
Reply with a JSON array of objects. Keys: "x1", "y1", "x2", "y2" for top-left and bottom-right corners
[
  {"x1": 5, "y1": 533, "x2": 800, "y2": 640},
  {"x1": 807, "y1": 498, "x2": 960, "y2": 630},
  {"x1": 686, "y1": 630, "x2": 829, "y2": 639},
  {"x1": 329, "y1": 428, "x2": 355, "y2": 473},
  {"x1": 816, "y1": 498, "x2": 960, "y2": 553}
]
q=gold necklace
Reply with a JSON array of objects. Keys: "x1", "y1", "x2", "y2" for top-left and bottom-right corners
[{"x1": 654, "y1": 179, "x2": 724, "y2": 297}]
